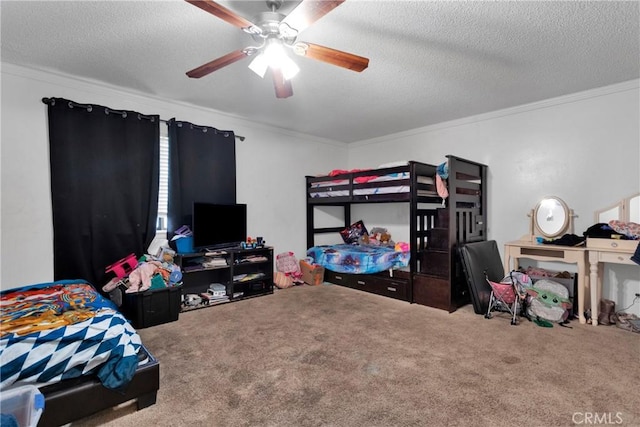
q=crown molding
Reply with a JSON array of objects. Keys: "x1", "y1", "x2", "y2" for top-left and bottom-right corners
[
  {"x1": 352, "y1": 79, "x2": 640, "y2": 147},
  {"x1": 1, "y1": 62, "x2": 347, "y2": 148}
]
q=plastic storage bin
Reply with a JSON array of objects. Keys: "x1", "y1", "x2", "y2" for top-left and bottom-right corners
[
  {"x1": 121, "y1": 285, "x2": 182, "y2": 329},
  {"x1": 0, "y1": 384, "x2": 45, "y2": 427},
  {"x1": 175, "y1": 236, "x2": 194, "y2": 254}
]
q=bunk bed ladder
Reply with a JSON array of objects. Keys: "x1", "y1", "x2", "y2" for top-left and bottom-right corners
[{"x1": 447, "y1": 155, "x2": 488, "y2": 310}]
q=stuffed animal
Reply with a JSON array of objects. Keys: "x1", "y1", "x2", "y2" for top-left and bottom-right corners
[
  {"x1": 525, "y1": 279, "x2": 572, "y2": 325},
  {"x1": 395, "y1": 242, "x2": 409, "y2": 252},
  {"x1": 358, "y1": 233, "x2": 370, "y2": 245},
  {"x1": 367, "y1": 227, "x2": 395, "y2": 247},
  {"x1": 379, "y1": 231, "x2": 394, "y2": 246},
  {"x1": 368, "y1": 227, "x2": 384, "y2": 245}
]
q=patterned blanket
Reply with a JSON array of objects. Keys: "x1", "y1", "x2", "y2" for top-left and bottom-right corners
[
  {"x1": 0, "y1": 280, "x2": 141, "y2": 391},
  {"x1": 307, "y1": 244, "x2": 410, "y2": 274}
]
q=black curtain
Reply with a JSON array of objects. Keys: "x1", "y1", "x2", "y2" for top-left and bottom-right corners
[
  {"x1": 46, "y1": 98, "x2": 160, "y2": 286},
  {"x1": 167, "y1": 119, "x2": 236, "y2": 236}
]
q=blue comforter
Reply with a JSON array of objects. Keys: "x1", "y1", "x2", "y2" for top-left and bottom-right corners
[
  {"x1": 0, "y1": 280, "x2": 141, "y2": 391},
  {"x1": 307, "y1": 244, "x2": 410, "y2": 274}
]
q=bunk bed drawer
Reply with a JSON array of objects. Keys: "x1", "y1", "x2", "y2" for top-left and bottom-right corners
[
  {"x1": 376, "y1": 278, "x2": 408, "y2": 300},
  {"x1": 352, "y1": 275, "x2": 408, "y2": 301},
  {"x1": 351, "y1": 276, "x2": 378, "y2": 294},
  {"x1": 324, "y1": 270, "x2": 351, "y2": 287}
]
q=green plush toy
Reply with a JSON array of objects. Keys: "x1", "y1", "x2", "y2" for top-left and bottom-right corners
[{"x1": 526, "y1": 279, "x2": 572, "y2": 326}]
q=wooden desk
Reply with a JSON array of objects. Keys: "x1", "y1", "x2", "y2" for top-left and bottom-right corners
[
  {"x1": 587, "y1": 238, "x2": 638, "y2": 326},
  {"x1": 504, "y1": 240, "x2": 589, "y2": 324}
]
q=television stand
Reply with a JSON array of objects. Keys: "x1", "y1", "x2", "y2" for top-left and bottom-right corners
[
  {"x1": 203, "y1": 247, "x2": 235, "y2": 256},
  {"x1": 176, "y1": 246, "x2": 273, "y2": 312},
  {"x1": 203, "y1": 242, "x2": 242, "y2": 252}
]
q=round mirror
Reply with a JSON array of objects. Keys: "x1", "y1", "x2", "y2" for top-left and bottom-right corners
[{"x1": 534, "y1": 197, "x2": 570, "y2": 238}]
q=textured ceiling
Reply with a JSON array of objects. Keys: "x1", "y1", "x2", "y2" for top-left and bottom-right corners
[{"x1": 1, "y1": 1, "x2": 638, "y2": 143}]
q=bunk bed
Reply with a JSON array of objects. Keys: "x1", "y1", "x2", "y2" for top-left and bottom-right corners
[{"x1": 306, "y1": 155, "x2": 488, "y2": 312}]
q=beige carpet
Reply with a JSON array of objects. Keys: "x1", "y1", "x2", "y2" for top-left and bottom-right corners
[{"x1": 76, "y1": 284, "x2": 639, "y2": 427}]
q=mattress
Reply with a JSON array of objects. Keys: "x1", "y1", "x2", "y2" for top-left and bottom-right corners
[
  {"x1": 309, "y1": 172, "x2": 435, "y2": 198},
  {"x1": 307, "y1": 244, "x2": 410, "y2": 274}
]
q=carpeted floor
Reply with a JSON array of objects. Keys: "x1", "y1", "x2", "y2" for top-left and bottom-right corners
[{"x1": 76, "y1": 284, "x2": 639, "y2": 427}]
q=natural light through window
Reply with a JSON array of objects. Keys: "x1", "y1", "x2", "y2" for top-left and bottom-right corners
[{"x1": 156, "y1": 134, "x2": 169, "y2": 233}]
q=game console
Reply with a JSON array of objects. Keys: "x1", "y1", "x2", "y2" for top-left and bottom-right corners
[{"x1": 208, "y1": 283, "x2": 226, "y2": 297}]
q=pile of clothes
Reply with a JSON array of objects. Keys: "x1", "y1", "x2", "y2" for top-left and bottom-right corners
[{"x1": 101, "y1": 248, "x2": 182, "y2": 306}]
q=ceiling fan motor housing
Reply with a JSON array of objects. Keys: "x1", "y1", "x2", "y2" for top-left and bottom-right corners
[
  {"x1": 265, "y1": 0, "x2": 283, "y2": 11},
  {"x1": 250, "y1": 10, "x2": 297, "y2": 45},
  {"x1": 256, "y1": 11, "x2": 285, "y2": 33}
]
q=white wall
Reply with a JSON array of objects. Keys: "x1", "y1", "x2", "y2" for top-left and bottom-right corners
[
  {"x1": 2, "y1": 63, "x2": 638, "y2": 316},
  {"x1": 0, "y1": 64, "x2": 347, "y2": 290},
  {"x1": 347, "y1": 80, "x2": 640, "y2": 315}
]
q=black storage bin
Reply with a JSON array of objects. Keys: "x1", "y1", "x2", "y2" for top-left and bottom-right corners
[{"x1": 121, "y1": 285, "x2": 182, "y2": 329}]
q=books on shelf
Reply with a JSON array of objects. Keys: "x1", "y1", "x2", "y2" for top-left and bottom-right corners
[
  {"x1": 235, "y1": 255, "x2": 268, "y2": 264},
  {"x1": 205, "y1": 250, "x2": 227, "y2": 256},
  {"x1": 202, "y1": 257, "x2": 227, "y2": 268},
  {"x1": 200, "y1": 292, "x2": 229, "y2": 305},
  {"x1": 232, "y1": 273, "x2": 265, "y2": 282}
]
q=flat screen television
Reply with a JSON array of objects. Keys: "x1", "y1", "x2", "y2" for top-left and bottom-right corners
[{"x1": 192, "y1": 202, "x2": 247, "y2": 250}]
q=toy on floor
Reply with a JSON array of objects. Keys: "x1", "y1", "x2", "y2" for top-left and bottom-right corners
[{"x1": 525, "y1": 279, "x2": 572, "y2": 326}]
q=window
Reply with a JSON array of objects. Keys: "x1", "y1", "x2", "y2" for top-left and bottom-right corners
[{"x1": 157, "y1": 134, "x2": 169, "y2": 232}]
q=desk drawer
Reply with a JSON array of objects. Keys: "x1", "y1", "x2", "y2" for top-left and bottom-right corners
[
  {"x1": 587, "y1": 238, "x2": 638, "y2": 251},
  {"x1": 597, "y1": 251, "x2": 637, "y2": 265}
]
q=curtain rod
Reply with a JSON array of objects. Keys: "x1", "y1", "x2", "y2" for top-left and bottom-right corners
[
  {"x1": 41, "y1": 97, "x2": 246, "y2": 142},
  {"x1": 158, "y1": 118, "x2": 245, "y2": 142}
]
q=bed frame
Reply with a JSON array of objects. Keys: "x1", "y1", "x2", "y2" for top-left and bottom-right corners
[
  {"x1": 306, "y1": 155, "x2": 488, "y2": 312},
  {"x1": 37, "y1": 346, "x2": 159, "y2": 426}
]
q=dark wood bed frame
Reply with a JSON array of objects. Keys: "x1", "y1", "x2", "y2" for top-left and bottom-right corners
[
  {"x1": 306, "y1": 155, "x2": 488, "y2": 312},
  {"x1": 37, "y1": 345, "x2": 159, "y2": 427}
]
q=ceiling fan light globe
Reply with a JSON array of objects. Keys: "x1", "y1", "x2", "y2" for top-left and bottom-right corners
[
  {"x1": 264, "y1": 42, "x2": 286, "y2": 64},
  {"x1": 280, "y1": 56, "x2": 300, "y2": 80},
  {"x1": 248, "y1": 54, "x2": 269, "y2": 78}
]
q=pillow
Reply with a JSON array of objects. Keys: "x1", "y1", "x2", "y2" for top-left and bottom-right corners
[{"x1": 340, "y1": 220, "x2": 368, "y2": 244}]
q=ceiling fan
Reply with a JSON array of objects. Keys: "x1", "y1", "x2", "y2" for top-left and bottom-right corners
[{"x1": 184, "y1": 0, "x2": 369, "y2": 98}]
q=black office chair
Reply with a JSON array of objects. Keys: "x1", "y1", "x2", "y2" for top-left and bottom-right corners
[{"x1": 458, "y1": 240, "x2": 506, "y2": 315}]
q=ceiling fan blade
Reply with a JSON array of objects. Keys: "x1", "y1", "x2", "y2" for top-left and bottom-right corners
[
  {"x1": 185, "y1": 0, "x2": 256, "y2": 29},
  {"x1": 282, "y1": 0, "x2": 345, "y2": 33},
  {"x1": 272, "y1": 68, "x2": 293, "y2": 98},
  {"x1": 294, "y1": 42, "x2": 369, "y2": 72},
  {"x1": 186, "y1": 49, "x2": 249, "y2": 78}
]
